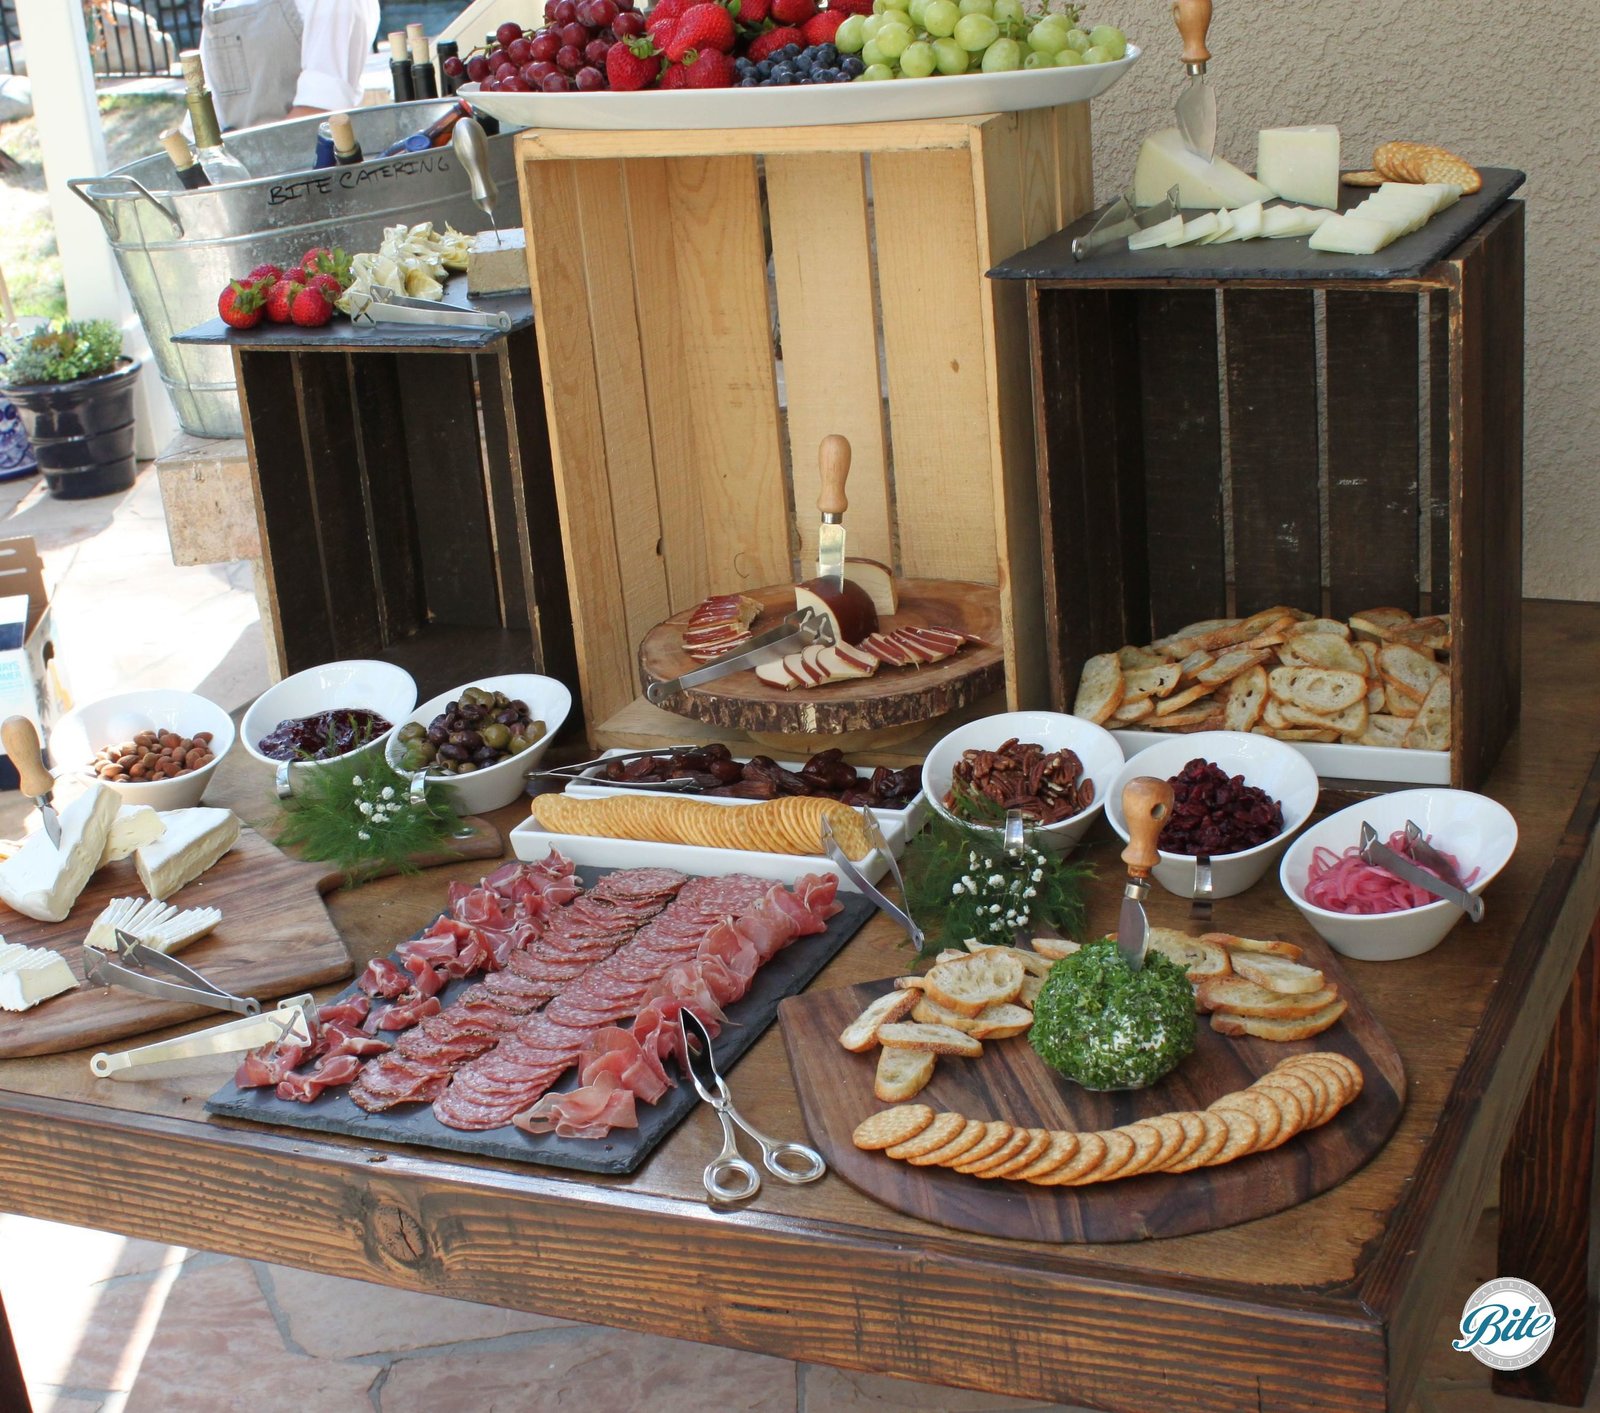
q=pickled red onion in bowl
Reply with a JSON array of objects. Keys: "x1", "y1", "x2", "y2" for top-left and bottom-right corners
[{"x1": 1304, "y1": 829, "x2": 1481, "y2": 915}]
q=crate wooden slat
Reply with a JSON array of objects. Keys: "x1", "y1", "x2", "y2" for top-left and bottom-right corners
[{"x1": 519, "y1": 108, "x2": 1093, "y2": 743}]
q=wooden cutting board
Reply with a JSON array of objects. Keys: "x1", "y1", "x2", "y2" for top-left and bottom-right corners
[
  {"x1": 638, "y1": 579, "x2": 1004, "y2": 748},
  {"x1": 779, "y1": 938, "x2": 1405, "y2": 1243},
  {"x1": 0, "y1": 817, "x2": 504, "y2": 1059}
]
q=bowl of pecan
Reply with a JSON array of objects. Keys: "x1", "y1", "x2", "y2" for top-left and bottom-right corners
[
  {"x1": 922, "y1": 711, "x2": 1124, "y2": 853},
  {"x1": 1104, "y1": 731, "x2": 1319, "y2": 899},
  {"x1": 50, "y1": 688, "x2": 236, "y2": 810}
]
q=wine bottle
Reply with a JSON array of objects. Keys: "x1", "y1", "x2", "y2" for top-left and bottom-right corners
[
  {"x1": 389, "y1": 31, "x2": 415, "y2": 101},
  {"x1": 408, "y1": 24, "x2": 438, "y2": 99},
  {"x1": 379, "y1": 98, "x2": 473, "y2": 157},
  {"x1": 328, "y1": 111, "x2": 364, "y2": 166},
  {"x1": 178, "y1": 51, "x2": 252, "y2": 184},
  {"x1": 313, "y1": 121, "x2": 337, "y2": 169},
  {"x1": 160, "y1": 128, "x2": 210, "y2": 190},
  {"x1": 437, "y1": 40, "x2": 462, "y2": 95}
]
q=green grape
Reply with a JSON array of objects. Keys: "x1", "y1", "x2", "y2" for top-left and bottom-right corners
[
  {"x1": 1081, "y1": 43, "x2": 1109, "y2": 62},
  {"x1": 862, "y1": 12, "x2": 884, "y2": 36},
  {"x1": 835, "y1": 13, "x2": 867, "y2": 50},
  {"x1": 876, "y1": 21, "x2": 912, "y2": 57},
  {"x1": 1023, "y1": 49, "x2": 1050, "y2": 66},
  {"x1": 882, "y1": 0, "x2": 912, "y2": 19},
  {"x1": 992, "y1": 0, "x2": 1023, "y2": 28},
  {"x1": 861, "y1": 61, "x2": 895, "y2": 79},
  {"x1": 899, "y1": 38, "x2": 937, "y2": 75},
  {"x1": 1026, "y1": 21, "x2": 1068, "y2": 54},
  {"x1": 1052, "y1": 45, "x2": 1084, "y2": 63},
  {"x1": 861, "y1": 36, "x2": 887, "y2": 65},
  {"x1": 953, "y1": 12, "x2": 998, "y2": 49},
  {"x1": 1064, "y1": 26, "x2": 1090, "y2": 51},
  {"x1": 980, "y1": 35, "x2": 1022, "y2": 69},
  {"x1": 957, "y1": 0, "x2": 994, "y2": 15},
  {"x1": 922, "y1": 0, "x2": 959, "y2": 34},
  {"x1": 908, "y1": 0, "x2": 930, "y2": 25},
  {"x1": 932, "y1": 34, "x2": 968, "y2": 71},
  {"x1": 1088, "y1": 23, "x2": 1126, "y2": 58}
]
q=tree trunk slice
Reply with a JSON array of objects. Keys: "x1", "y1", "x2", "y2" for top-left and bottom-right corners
[
  {"x1": 638, "y1": 578, "x2": 1005, "y2": 740},
  {"x1": 779, "y1": 933, "x2": 1405, "y2": 1243}
]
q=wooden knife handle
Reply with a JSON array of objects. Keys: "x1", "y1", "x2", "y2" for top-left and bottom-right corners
[
  {"x1": 1121, "y1": 776, "x2": 1175, "y2": 877},
  {"x1": 817, "y1": 434, "x2": 851, "y2": 517},
  {"x1": 1172, "y1": 0, "x2": 1211, "y2": 64},
  {"x1": 2, "y1": 715, "x2": 54, "y2": 799}
]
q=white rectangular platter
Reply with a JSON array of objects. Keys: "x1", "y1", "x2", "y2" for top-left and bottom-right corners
[{"x1": 1112, "y1": 728, "x2": 1451, "y2": 786}]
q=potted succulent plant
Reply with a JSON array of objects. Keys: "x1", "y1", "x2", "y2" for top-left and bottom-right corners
[{"x1": 0, "y1": 319, "x2": 140, "y2": 498}]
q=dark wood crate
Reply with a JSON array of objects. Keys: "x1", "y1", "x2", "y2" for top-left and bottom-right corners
[{"x1": 1022, "y1": 200, "x2": 1524, "y2": 789}]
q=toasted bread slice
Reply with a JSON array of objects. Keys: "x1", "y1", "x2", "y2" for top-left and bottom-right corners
[
  {"x1": 874, "y1": 1047, "x2": 936, "y2": 1102},
  {"x1": 1284, "y1": 668, "x2": 1367, "y2": 715},
  {"x1": 1285, "y1": 617, "x2": 1351, "y2": 640},
  {"x1": 1210, "y1": 998, "x2": 1348, "y2": 1041},
  {"x1": 1030, "y1": 936, "x2": 1079, "y2": 961},
  {"x1": 1154, "y1": 682, "x2": 1217, "y2": 716},
  {"x1": 1118, "y1": 644, "x2": 1167, "y2": 670},
  {"x1": 1232, "y1": 952, "x2": 1326, "y2": 995},
  {"x1": 1019, "y1": 973, "x2": 1045, "y2": 1008},
  {"x1": 1194, "y1": 648, "x2": 1271, "y2": 688},
  {"x1": 1152, "y1": 618, "x2": 1240, "y2": 658},
  {"x1": 1111, "y1": 697, "x2": 1155, "y2": 724},
  {"x1": 1174, "y1": 648, "x2": 1214, "y2": 684},
  {"x1": 961, "y1": 939, "x2": 1052, "y2": 977},
  {"x1": 1384, "y1": 682, "x2": 1421, "y2": 718},
  {"x1": 877, "y1": 1022, "x2": 984, "y2": 1057},
  {"x1": 1142, "y1": 929, "x2": 1232, "y2": 980},
  {"x1": 1355, "y1": 713, "x2": 1410, "y2": 748},
  {"x1": 1241, "y1": 604, "x2": 1313, "y2": 631},
  {"x1": 1276, "y1": 696, "x2": 1369, "y2": 735},
  {"x1": 912, "y1": 995, "x2": 1033, "y2": 1040},
  {"x1": 839, "y1": 988, "x2": 920, "y2": 1052},
  {"x1": 1202, "y1": 931, "x2": 1304, "y2": 960},
  {"x1": 1223, "y1": 665, "x2": 1269, "y2": 732},
  {"x1": 923, "y1": 950, "x2": 1025, "y2": 1017},
  {"x1": 1378, "y1": 643, "x2": 1444, "y2": 704},
  {"x1": 1155, "y1": 708, "x2": 1225, "y2": 731},
  {"x1": 1404, "y1": 675, "x2": 1451, "y2": 751},
  {"x1": 1388, "y1": 615, "x2": 1451, "y2": 653},
  {"x1": 1123, "y1": 664, "x2": 1182, "y2": 701},
  {"x1": 1349, "y1": 606, "x2": 1414, "y2": 641},
  {"x1": 1197, "y1": 975, "x2": 1341, "y2": 1018},
  {"x1": 1074, "y1": 652, "x2": 1125, "y2": 724},
  {"x1": 1280, "y1": 633, "x2": 1368, "y2": 675}
]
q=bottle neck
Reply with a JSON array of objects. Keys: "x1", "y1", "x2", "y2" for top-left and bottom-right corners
[{"x1": 186, "y1": 89, "x2": 224, "y2": 150}]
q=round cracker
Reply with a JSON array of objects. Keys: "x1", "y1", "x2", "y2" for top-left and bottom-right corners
[
  {"x1": 1030, "y1": 1130, "x2": 1106, "y2": 1185},
  {"x1": 1153, "y1": 1110, "x2": 1209, "y2": 1172},
  {"x1": 1342, "y1": 169, "x2": 1385, "y2": 187},
  {"x1": 1013, "y1": 1130, "x2": 1088, "y2": 1182},
  {"x1": 957, "y1": 1124, "x2": 1030, "y2": 1176},
  {"x1": 886, "y1": 1110, "x2": 966, "y2": 1160},
  {"x1": 1287, "y1": 1051, "x2": 1362, "y2": 1098},
  {"x1": 1139, "y1": 1114, "x2": 1190, "y2": 1173},
  {"x1": 949, "y1": 1121, "x2": 1014, "y2": 1172},
  {"x1": 1212, "y1": 1091, "x2": 1281, "y2": 1149},
  {"x1": 853, "y1": 1104, "x2": 935, "y2": 1151},
  {"x1": 1051, "y1": 1129, "x2": 1136, "y2": 1186},
  {"x1": 1280, "y1": 1057, "x2": 1355, "y2": 1121},
  {"x1": 1202, "y1": 1106, "x2": 1262, "y2": 1166},
  {"x1": 1274, "y1": 1058, "x2": 1334, "y2": 1124},
  {"x1": 907, "y1": 1117, "x2": 989, "y2": 1167},
  {"x1": 1248, "y1": 1081, "x2": 1308, "y2": 1149},
  {"x1": 1165, "y1": 1110, "x2": 1231, "y2": 1172},
  {"x1": 985, "y1": 1128, "x2": 1052, "y2": 1178},
  {"x1": 1260, "y1": 1070, "x2": 1320, "y2": 1132},
  {"x1": 1109, "y1": 1121, "x2": 1167, "y2": 1179}
]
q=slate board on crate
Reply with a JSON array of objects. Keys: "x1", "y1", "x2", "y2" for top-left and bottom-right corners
[
  {"x1": 988, "y1": 167, "x2": 1523, "y2": 283},
  {"x1": 206, "y1": 865, "x2": 877, "y2": 1174}
]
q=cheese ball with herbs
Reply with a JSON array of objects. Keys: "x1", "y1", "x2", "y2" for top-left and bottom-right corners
[
  {"x1": 1029, "y1": 939, "x2": 1196, "y2": 1090},
  {"x1": 395, "y1": 688, "x2": 545, "y2": 775}
]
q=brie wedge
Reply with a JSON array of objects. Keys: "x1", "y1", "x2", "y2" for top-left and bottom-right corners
[
  {"x1": 0, "y1": 783, "x2": 120, "y2": 923},
  {"x1": 85, "y1": 896, "x2": 222, "y2": 955},
  {"x1": 0, "y1": 940, "x2": 76, "y2": 1011},
  {"x1": 134, "y1": 808, "x2": 240, "y2": 901},
  {"x1": 99, "y1": 804, "x2": 166, "y2": 868}
]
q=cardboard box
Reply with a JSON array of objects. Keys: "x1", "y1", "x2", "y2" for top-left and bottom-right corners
[{"x1": 0, "y1": 538, "x2": 64, "y2": 792}]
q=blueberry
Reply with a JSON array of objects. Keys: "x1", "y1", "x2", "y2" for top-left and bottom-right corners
[
  {"x1": 756, "y1": 59, "x2": 772, "y2": 74},
  {"x1": 740, "y1": 75, "x2": 758, "y2": 85},
  {"x1": 783, "y1": 42, "x2": 800, "y2": 57},
  {"x1": 774, "y1": 69, "x2": 794, "y2": 83},
  {"x1": 840, "y1": 55, "x2": 864, "y2": 75},
  {"x1": 817, "y1": 43, "x2": 837, "y2": 63}
]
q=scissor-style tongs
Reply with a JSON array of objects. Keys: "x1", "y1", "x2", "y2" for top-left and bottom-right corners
[
  {"x1": 680, "y1": 1008, "x2": 825, "y2": 1203},
  {"x1": 90, "y1": 994, "x2": 315, "y2": 1081},
  {"x1": 346, "y1": 285, "x2": 512, "y2": 332},
  {"x1": 821, "y1": 810, "x2": 924, "y2": 950},
  {"x1": 82, "y1": 928, "x2": 260, "y2": 1016}
]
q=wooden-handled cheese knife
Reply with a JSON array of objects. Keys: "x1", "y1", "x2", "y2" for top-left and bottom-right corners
[
  {"x1": 1117, "y1": 776, "x2": 1175, "y2": 969},
  {"x1": 645, "y1": 608, "x2": 836, "y2": 705},
  {"x1": 2, "y1": 714, "x2": 60, "y2": 847},
  {"x1": 1173, "y1": 0, "x2": 1216, "y2": 161},
  {"x1": 816, "y1": 434, "x2": 851, "y2": 588}
]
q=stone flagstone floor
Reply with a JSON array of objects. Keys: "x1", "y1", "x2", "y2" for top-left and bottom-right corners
[{"x1": 0, "y1": 467, "x2": 1595, "y2": 1412}]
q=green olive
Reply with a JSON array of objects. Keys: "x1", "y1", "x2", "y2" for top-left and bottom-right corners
[
  {"x1": 398, "y1": 721, "x2": 426, "y2": 742},
  {"x1": 400, "y1": 747, "x2": 428, "y2": 772},
  {"x1": 456, "y1": 761, "x2": 477, "y2": 773},
  {"x1": 507, "y1": 734, "x2": 529, "y2": 754},
  {"x1": 527, "y1": 720, "x2": 546, "y2": 743},
  {"x1": 480, "y1": 723, "x2": 510, "y2": 750}
]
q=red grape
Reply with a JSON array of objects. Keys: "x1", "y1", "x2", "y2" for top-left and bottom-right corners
[
  {"x1": 494, "y1": 61, "x2": 518, "y2": 81},
  {"x1": 556, "y1": 43, "x2": 584, "y2": 71},
  {"x1": 502, "y1": 74, "x2": 530, "y2": 90},
  {"x1": 530, "y1": 59, "x2": 558, "y2": 80},
  {"x1": 441, "y1": 54, "x2": 465, "y2": 77},
  {"x1": 540, "y1": 71, "x2": 572, "y2": 91},
  {"x1": 519, "y1": 61, "x2": 543, "y2": 84},
  {"x1": 530, "y1": 30, "x2": 560, "y2": 60},
  {"x1": 575, "y1": 65, "x2": 606, "y2": 90},
  {"x1": 559, "y1": 22, "x2": 588, "y2": 46},
  {"x1": 553, "y1": 0, "x2": 578, "y2": 21},
  {"x1": 465, "y1": 54, "x2": 491, "y2": 80},
  {"x1": 613, "y1": 10, "x2": 644, "y2": 34},
  {"x1": 482, "y1": 78, "x2": 500, "y2": 90},
  {"x1": 590, "y1": 0, "x2": 619, "y2": 26},
  {"x1": 584, "y1": 36, "x2": 610, "y2": 63},
  {"x1": 545, "y1": 0, "x2": 561, "y2": 18},
  {"x1": 506, "y1": 36, "x2": 533, "y2": 63},
  {"x1": 485, "y1": 46, "x2": 506, "y2": 68},
  {"x1": 495, "y1": 21, "x2": 524, "y2": 45},
  {"x1": 575, "y1": 2, "x2": 596, "y2": 24}
]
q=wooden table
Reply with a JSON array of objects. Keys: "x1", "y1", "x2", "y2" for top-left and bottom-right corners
[{"x1": 2, "y1": 600, "x2": 1598, "y2": 1413}]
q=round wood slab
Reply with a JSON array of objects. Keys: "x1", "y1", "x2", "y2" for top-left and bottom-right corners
[
  {"x1": 778, "y1": 939, "x2": 1405, "y2": 1243},
  {"x1": 638, "y1": 578, "x2": 1005, "y2": 738}
]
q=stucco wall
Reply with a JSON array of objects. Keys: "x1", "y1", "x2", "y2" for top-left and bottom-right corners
[{"x1": 1087, "y1": 0, "x2": 1600, "y2": 601}]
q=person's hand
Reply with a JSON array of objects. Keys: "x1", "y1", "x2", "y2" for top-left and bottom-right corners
[{"x1": 286, "y1": 105, "x2": 329, "y2": 119}]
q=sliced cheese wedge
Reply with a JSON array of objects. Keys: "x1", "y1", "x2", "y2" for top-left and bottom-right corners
[
  {"x1": 1134, "y1": 128, "x2": 1273, "y2": 210},
  {"x1": 1168, "y1": 211, "x2": 1221, "y2": 246},
  {"x1": 1382, "y1": 181, "x2": 1461, "y2": 214},
  {"x1": 1212, "y1": 199, "x2": 1265, "y2": 243},
  {"x1": 1128, "y1": 214, "x2": 1184, "y2": 251},
  {"x1": 1198, "y1": 208, "x2": 1235, "y2": 244},
  {"x1": 135, "y1": 808, "x2": 240, "y2": 901},
  {"x1": 0, "y1": 782, "x2": 120, "y2": 923},
  {"x1": 99, "y1": 803, "x2": 165, "y2": 868},
  {"x1": 85, "y1": 896, "x2": 222, "y2": 955},
  {"x1": 0, "y1": 940, "x2": 76, "y2": 1011},
  {"x1": 1309, "y1": 214, "x2": 1399, "y2": 255}
]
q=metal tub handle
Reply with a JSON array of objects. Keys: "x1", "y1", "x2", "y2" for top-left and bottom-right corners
[{"x1": 67, "y1": 175, "x2": 184, "y2": 240}]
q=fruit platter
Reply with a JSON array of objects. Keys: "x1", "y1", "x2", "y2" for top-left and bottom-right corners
[{"x1": 457, "y1": 0, "x2": 1138, "y2": 129}]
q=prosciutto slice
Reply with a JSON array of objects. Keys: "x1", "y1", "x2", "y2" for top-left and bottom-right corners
[
  {"x1": 274, "y1": 1053, "x2": 362, "y2": 1103},
  {"x1": 357, "y1": 957, "x2": 410, "y2": 999},
  {"x1": 514, "y1": 1070, "x2": 638, "y2": 1140},
  {"x1": 316, "y1": 994, "x2": 370, "y2": 1027},
  {"x1": 233, "y1": 1039, "x2": 312, "y2": 1089},
  {"x1": 316, "y1": 1021, "x2": 392, "y2": 1059}
]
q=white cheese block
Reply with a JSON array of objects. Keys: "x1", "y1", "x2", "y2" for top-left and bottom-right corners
[
  {"x1": 843, "y1": 558, "x2": 898, "y2": 616},
  {"x1": 1167, "y1": 211, "x2": 1221, "y2": 246},
  {"x1": 1127, "y1": 214, "x2": 1184, "y2": 250},
  {"x1": 1134, "y1": 128, "x2": 1274, "y2": 211},
  {"x1": 0, "y1": 940, "x2": 77, "y2": 1010},
  {"x1": 0, "y1": 783, "x2": 120, "y2": 923},
  {"x1": 1256, "y1": 125, "x2": 1342, "y2": 210},
  {"x1": 98, "y1": 804, "x2": 166, "y2": 868},
  {"x1": 466, "y1": 228, "x2": 529, "y2": 296},
  {"x1": 85, "y1": 896, "x2": 222, "y2": 955},
  {"x1": 1212, "y1": 200, "x2": 1265, "y2": 243},
  {"x1": 134, "y1": 808, "x2": 240, "y2": 901},
  {"x1": 1309, "y1": 214, "x2": 1399, "y2": 255}
]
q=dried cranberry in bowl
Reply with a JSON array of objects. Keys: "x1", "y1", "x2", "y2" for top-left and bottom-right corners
[{"x1": 1158, "y1": 758, "x2": 1284, "y2": 856}]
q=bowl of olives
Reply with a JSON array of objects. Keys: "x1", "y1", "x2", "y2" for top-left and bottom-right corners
[{"x1": 384, "y1": 673, "x2": 572, "y2": 815}]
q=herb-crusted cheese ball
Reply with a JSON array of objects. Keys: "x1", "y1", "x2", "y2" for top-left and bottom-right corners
[{"x1": 1028, "y1": 939, "x2": 1196, "y2": 1090}]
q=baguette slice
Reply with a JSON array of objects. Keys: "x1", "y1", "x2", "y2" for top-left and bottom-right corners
[
  {"x1": 1202, "y1": 931, "x2": 1303, "y2": 960},
  {"x1": 1196, "y1": 975, "x2": 1341, "y2": 1018},
  {"x1": 1118, "y1": 645, "x2": 1167, "y2": 669},
  {"x1": 1142, "y1": 929, "x2": 1232, "y2": 980},
  {"x1": 1280, "y1": 633, "x2": 1368, "y2": 675},
  {"x1": 1378, "y1": 643, "x2": 1444, "y2": 704},
  {"x1": 874, "y1": 1047, "x2": 936, "y2": 1101},
  {"x1": 1285, "y1": 617, "x2": 1350, "y2": 639},
  {"x1": 961, "y1": 939, "x2": 1053, "y2": 977},
  {"x1": 1223, "y1": 665, "x2": 1269, "y2": 732},
  {"x1": 1285, "y1": 667, "x2": 1367, "y2": 714},
  {"x1": 877, "y1": 1022, "x2": 984, "y2": 1057},
  {"x1": 838, "y1": 988, "x2": 920, "y2": 1052},
  {"x1": 1231, "y1": 952, "x2": 1326, "y2": 995},
  {"x1": 1074, "y1": 652, "x2": 1125, "y2": 724},
  {"x1": 1210, "y1": 998, "x2": 1348, "y2": 1041},
  {"x1": 1123, "y1": 664, "x2": 1181, "y2": 701},
  {"x1": 1031, "y1": 936, "x2": 1080, "y2": 961},
  {"x1": 923, "y1": 950, "x2": 1025, "y2": 1017},
  {"x1": 1404, "y1": 675, "x2": 1451, "y2": 751},
  {"x1": 912, "y1": 995, "x2": 1033, "y2": 1040},
  {"x1": 1111, "y1": 697, "x2": 1155, "y2": 724}
]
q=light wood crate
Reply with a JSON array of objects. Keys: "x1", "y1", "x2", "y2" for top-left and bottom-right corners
[{"x1": 517, "y1": 108, "x2": 1092, "y2": 743}]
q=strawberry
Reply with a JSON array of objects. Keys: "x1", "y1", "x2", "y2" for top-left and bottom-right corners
[
  {"x1": 605, "y1": 36, "x2": 662, "y2": 89},
  {"x1": 745, "y1": 24, "x2": 803, "y2": 59},
  {"x1": 660, "y1": 58, "x2": 689, "y2": 86},
  {"x1": 290, "y1": 283, "x2": 335, "y2": 328},
  {"x1": 770, "y1": 0, "x2": 816, "y2": 24},
  {"x1": 217, "y1": 278, "x2": 267, "y2": 330},
  {"x1": 683, "y1": 45, "x2": 734, "y2": 84},
  {"x1": 645, "y1": 0, "x2": 690, "y2": 27},
  {"x1": 827, "y1": 0, "x2": 872, "y2": 14},
  {"x1": 308, "y1": 273, "x2": 344, "y2": 303},
  {"x1": 801, "y1": 8, "x2": 844, "y2": 43},
  {"x1": 265, "y1": 278, "x2": 303, "y2": 324},
  {"x1": 664, "y1": 1, "x2": 734, "y2": 58},
  {"x1": 300, "y1": 247, "x2": 333, "y2": 274},
  {"x1": 247, "y1": 263, "x2": 283, "y2": 283},
  {"x1": 725, "y1": 0, "x2": 770, "y2": 23}
]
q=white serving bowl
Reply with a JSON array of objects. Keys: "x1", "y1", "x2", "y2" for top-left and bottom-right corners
[
  {"x1": 1104, "y1": 731, "x2": 1320, "y2": 900},
  {"x1": 241, "y1": 659, "x2": 417, "y2": 789},
  {"x1": 921, "y1": 710, "x2": 1124, "y2": 854},
  {"x1": 1279, "y1": 787, "x2": 1518, "y2": 961},
  {"x1": 385, "y1": 673, "x2": 572, "y2": 816},
  {"x1": 49, "y1": 688, "x2": 236, "y2": 810}
]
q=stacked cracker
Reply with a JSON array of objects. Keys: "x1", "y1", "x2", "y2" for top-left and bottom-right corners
[
  {"x1": 853, "y1": 1051, "x2": 1362, "y2": 1186},
  {"x1": 1073, "y1": 604, "x2": 1451, "y2": 752},
  {"x1": 534, "y1": 792, "x2": 872, "y2": 859},
  {"x1": 1345, "y1": 141, "x2": 1481, "y2": 194}
]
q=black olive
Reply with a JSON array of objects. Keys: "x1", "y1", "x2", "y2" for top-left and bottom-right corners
[
  {"x1": 473, "y1": 745, "x2": 500, "y2": 765},
  {"x1": 449, "y1": 729, "x2": 483, "y2": 750},
  {"x1": 438, "y1": 743, "x2": 469, "y2": 762},
  {"x1": 496, "y1": 708, "x2": 519, "y2": 726}
]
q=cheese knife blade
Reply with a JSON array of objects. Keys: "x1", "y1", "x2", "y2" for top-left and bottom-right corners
[
  {"x1": 1116, "y1": 777, "x2": 1175, "y2": 969},
  {"x1": 1360, "y1": 821, "x2": 1484, "y2": 922},
  {"x1": 644, "y1": 609, "x2": 835, "y2": 705},
  {"x1": 2, "y1": 714, "x2": 59, "y2": 847},
  {"x1": 451, "y1": 116, "x2": 501, "y2": 244},
  {"x1": 1173, "y1": 0, "x2": 1217, "y2": 161},
  {"x1": 815, "y1": 434, "x2": 851, "y2": 587}
]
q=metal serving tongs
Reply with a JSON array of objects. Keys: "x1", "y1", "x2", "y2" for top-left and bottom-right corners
[
  {"x1": 531, "y1": 744, "x2": 706, "y2": 793},
  {"x1": 90, "y1": 995, "x2": 315, "y2": 1082},
  {"x1": 645, "y1": 608, "x2": 835, "y2": 705},
  {"x1": 1071, "y1": 184, "x2": 1181, "y2": 260},
  {"x1": 82, "y1": 929, "x2": 261, "y2": 1017},
  {"x1": 680, "y1": 1008, "x2": 825, "y2": 1204},
  {"x1": 820, "y1": 812, "x2": 923, "y2": 950},
  {"x1": 346, "y1": 285, "x2": 513, "y2": 332},
  {"x1": 1359, "y1": 821, "x2": 1484, "y2": 922}
]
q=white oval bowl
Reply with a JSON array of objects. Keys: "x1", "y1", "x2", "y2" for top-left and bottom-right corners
[
  {"x1": 50, "y1": 688, "x2": 236, "y2": 810},
  {"x1": 385, "y1": 673, "x2": 572, "y2": 816},
  {"x1": 241, "y1": 660, "x2": 417, "y2": 786},
  {"x1": 1104, "y1": 731, "x2": 1321, "y2": 899},
  {"x1": 921, "y1": 710, "x2": 1124, "y2": 854},
  {"x1": 1279, "y1": 788, "x2": 1518, "y2": 961}
]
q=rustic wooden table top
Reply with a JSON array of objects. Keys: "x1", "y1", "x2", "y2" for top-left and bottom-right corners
[{"x1": 2, "y1": 600, "x2": 1597, "y2": 1413}]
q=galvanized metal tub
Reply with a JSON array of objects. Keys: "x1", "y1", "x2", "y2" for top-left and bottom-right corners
[{"x1": 68, "y1": 101, "x2": 522, "y2": 439}]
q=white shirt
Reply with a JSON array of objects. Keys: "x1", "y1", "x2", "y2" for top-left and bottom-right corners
[
  {"x1": 290, "y1": 0, "x2": 383, "y2": 111},
  {"x1": 202, "y1": 0, "x2": 381, "y2": 131}
]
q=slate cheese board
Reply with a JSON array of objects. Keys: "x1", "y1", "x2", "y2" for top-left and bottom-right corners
[
  {"x1": 206, "y1": 865, "x2": 877, "y2": 1175},
  {"x1": 989, "y1": 167, "x2": 1524, "y2": 283}
]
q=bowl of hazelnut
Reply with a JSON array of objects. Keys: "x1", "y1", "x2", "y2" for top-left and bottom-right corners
[{"x1": 49, "y1": 688, "x2": 235, "y2": 810}]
